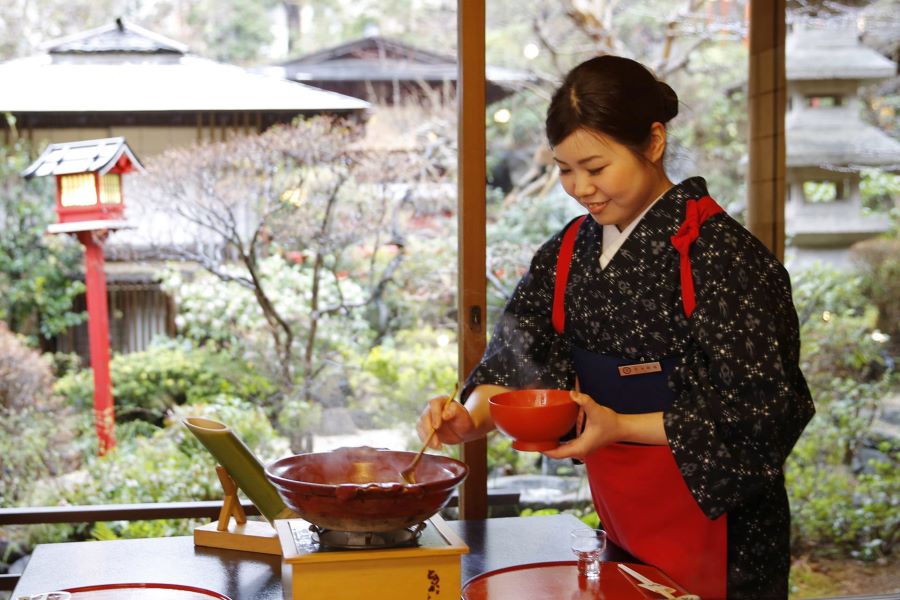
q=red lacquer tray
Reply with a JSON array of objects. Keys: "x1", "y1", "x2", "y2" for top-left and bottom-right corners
[
  {"x1": 32, "y1": 582, "x2": 232, "y2": 599},
  {"x1": 462, "y1": 561, "x2": 689, "y2": 599}
]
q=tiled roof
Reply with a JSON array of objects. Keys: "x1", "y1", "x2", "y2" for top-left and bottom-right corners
[
  {"x1": 21, "y1": 137, "x2": 144, "y2": 178},
  {"x1": 45, "y1": 18, "x2": 187, "y2": 54},
  {"x1": 282, "y1": 35, "x2": 531, "y2": 85},
  {"x1": 285, "y1": 36, "x2": 453, "y2": 66},
  {"x1": 0, "y1": 19, "x2": 369, "y2": 114}
]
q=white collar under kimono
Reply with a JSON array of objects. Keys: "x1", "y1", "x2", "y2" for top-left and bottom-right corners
[{"x1": 600, "y1": 192, "x2": 666, "y2": 269}]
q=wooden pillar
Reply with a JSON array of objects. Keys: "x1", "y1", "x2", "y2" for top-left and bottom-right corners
[
  {"x1": 457, "y1": 0, "x2": 488, "y2": 520},
  {"x1": 746, "y1": 0, "x2": 787, "y2": 261}
]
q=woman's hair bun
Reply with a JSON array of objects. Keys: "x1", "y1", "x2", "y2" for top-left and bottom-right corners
[
  {"x1": 546, "y1": 55, "x2": 681, "y2": 149},
  {"x1": 657, "y1": 81, "x2": 679, "y2": 122}
]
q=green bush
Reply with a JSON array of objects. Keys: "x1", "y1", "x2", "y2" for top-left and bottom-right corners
[
  {"x1": 860, "y1": 168, "x2": 900, "y2": 213},
  {"x1": 18, "y1": 395, "x2": 291, "y2": 545},
  {"x1": 801, "y1": 312, "x2": 888, "y2": 384},
  {"x1": 0, "y1": 322, "x2": 56, "y2": 412},
  {"x1": 0, "y1": 323, "x2": 78, "y2": 507},
  {"x1": 851, "y1": 237, "x2": 900, "y2": 350},
  {"x1": 790, "y1": 262, "x2": 868, "y2": 327},
  {"x1": 54, "y1": 340, "x2": 276, "y2": 431},
  {"x1": 347, "y1": 326, "x2": 457, "y2": 428},
  {"x1": 787, "y1": 266, "x2": 898, "y2": 561},
  {"x1": 519, "y1": 507, "x2": 560, "y2": 517},
  {"x1": 487, "y1": 434, "x2": 543, "y2": 477},
  {"x1": 517, "y1": 506, "x2": 600, "y2": 529},
  {"x1": 0, "y1": 141, "x2": 86, "y2": 346},
  {"x1": 578, "y1": 510, "x2": 601, "y2": 529},
  {"x1": 788, "y1": 421, "x2": 898, "y2": 560}
]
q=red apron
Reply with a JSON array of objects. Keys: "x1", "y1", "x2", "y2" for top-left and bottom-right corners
[{"x1": 554, "y1": 197, "x2": 728, "y2": 599}]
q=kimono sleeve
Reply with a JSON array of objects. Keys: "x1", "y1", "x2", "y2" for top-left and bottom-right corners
[
  {"x1": 664, "y1": 224, "x2": 815, "y2": 519},
  {"x1": 462, "y1": 234, "x2": 575, "y2": 403}
]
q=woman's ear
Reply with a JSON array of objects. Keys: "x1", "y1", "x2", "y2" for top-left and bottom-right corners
[{"x1": 644, "y1": 122, "x2": 667, "y2": 163}]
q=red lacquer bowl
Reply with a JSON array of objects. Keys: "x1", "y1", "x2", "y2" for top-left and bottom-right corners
[
  {"x1": 489, "y1": 389, "x2": 578, "y2": 452},
  {"x1": 265, "y1": 446, "x2": 467, "y2": 532}
]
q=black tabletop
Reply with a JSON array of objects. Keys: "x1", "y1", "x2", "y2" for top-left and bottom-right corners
[
  {"x1": 12, "y1": 515, "x2": 634, "y2": 599},
  {"x1": 12, "y1": 535, "x2": 283, "y2": 599},
  {"x1": 448, "y1": 514, "x2": 633, "y2": 584}
]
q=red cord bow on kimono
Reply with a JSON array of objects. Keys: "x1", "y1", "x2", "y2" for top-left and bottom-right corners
[
  {"x1": 553, "y1": 195, "x2": 724, "y2": 334},
  {"x1": 670, "y1": 195, "x2": 724, "y2": 317}
]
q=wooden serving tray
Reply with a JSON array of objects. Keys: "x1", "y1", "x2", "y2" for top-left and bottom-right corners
[{"x1": 462, "y1": 561, "x2": 690, "y2": 599}]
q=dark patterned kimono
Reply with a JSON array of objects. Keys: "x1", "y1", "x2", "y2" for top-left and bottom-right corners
[{"x1": 465, "y1": 177, "x2": 814, "y2": 599}]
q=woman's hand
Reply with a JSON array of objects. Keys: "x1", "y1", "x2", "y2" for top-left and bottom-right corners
[
  {"x1": 416, "y1": 394, "x2": 477, "y2": 449},
  {"x1": 543, "y1": 391, "x2": 669, "y2": 460},
  {"x1": 415, "y1": 384, "x2": 507, "y2": 449},
  {"x1": 542, "y1": 390, "x2": 622, "y2": 460}
]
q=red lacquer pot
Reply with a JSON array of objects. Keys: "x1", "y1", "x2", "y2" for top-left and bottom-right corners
[{"x1": 265, "y1": 446, "x2": 468, "y2": 532}]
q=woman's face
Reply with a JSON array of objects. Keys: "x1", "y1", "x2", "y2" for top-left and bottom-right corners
[{"x1": 553, "y1": 127, "x2": 671, "y2": 230}]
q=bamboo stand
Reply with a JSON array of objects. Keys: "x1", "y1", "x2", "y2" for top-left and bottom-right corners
[{"x1": 193, "y1": 465, "x2": 282, "y2": 555}]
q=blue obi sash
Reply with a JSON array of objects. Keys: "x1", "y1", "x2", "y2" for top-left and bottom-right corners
[{"x1": 571, "y1": 346, "x2": 677, "y2": 414}]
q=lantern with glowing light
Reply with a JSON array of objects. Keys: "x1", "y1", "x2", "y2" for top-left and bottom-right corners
[{"x1": 23, "y1": 137, "x2": 144, "y2": 455}]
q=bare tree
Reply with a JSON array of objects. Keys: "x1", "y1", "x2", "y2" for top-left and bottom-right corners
[{"x1": 124, "y1": 116, "x2": 453, "y2": 405}]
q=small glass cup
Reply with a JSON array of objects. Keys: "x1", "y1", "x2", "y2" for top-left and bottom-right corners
[{"x1": 570, "y1": 528, "x2": 607, "y2": 579}]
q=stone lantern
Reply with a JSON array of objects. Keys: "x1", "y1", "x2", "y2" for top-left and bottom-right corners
[{"x1": 785, "y1": 25, "x2": 900, "y2": 266}]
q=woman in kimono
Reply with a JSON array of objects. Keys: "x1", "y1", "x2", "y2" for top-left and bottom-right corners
[{"x1": 416, "y1": 55, "x2": 814, "y2": 599}]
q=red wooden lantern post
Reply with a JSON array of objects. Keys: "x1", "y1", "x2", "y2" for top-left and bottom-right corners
[{"x1": 23, "y1": 137, "x2": 144, "y2": 455}]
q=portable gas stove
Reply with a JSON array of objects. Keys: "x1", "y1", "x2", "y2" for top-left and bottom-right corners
[{"x1": 275, "y1": 514, "x2": 468, "y2": 600}]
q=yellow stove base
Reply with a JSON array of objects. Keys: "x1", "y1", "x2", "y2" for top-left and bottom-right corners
[{"x1": 277, "y1": 515, "x2": 468, "y2": 600}]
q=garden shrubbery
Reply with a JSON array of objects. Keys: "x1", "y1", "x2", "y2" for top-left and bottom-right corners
[
  {"x1": 787, "y1": 263, "x2": 899, "y2": 561},
  {"x1": 0, "y1": 323, "x2": 78, "y2": 507},
  {"x1": 347, "y1": 326, "x2": 457, "y2": 432},
  {"x1": 7, "y1": 394, "x2": 291, "y2": 552},
  {"x1": 1, "y1": 335, "x2": 293, "y2": 563},
  {"x1": 852, "y1": 237, "x2": 900, "y2": 351},
  {"x1": 54, "y1": 339, "x2": 276, "y2": 430}
]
